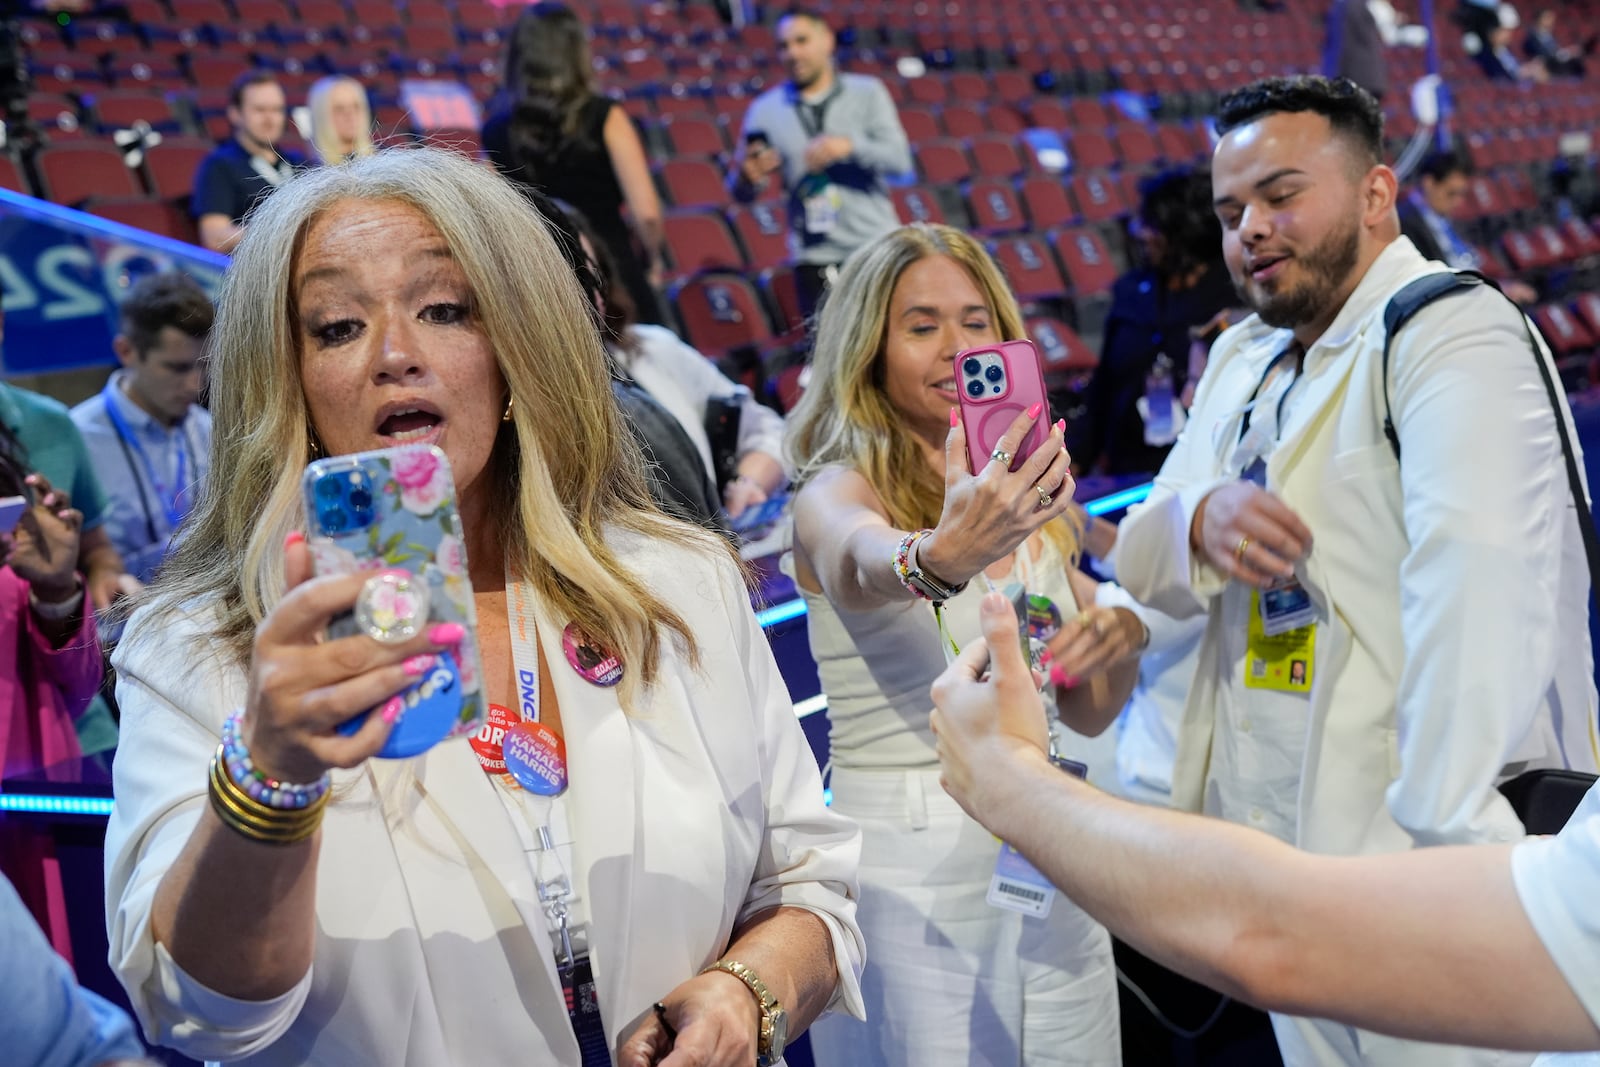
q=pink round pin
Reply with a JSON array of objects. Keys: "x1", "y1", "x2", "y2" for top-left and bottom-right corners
[{"x1": 562, "y1": 622, "x2": 623, "y2": 687}]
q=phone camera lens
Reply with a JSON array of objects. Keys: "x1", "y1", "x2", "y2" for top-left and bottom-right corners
[
  {"x1": 315, "y1": 476, "x2": 342, "y2": 500},
  {"x1": 348, "y1": 488, "x2": 373, "y2": 510},
  {"x1": 966, "y1": 379, "x2": 985, "y2": 397},
  {"x1": 984, "y1": 364, "x2": 1004, "y2": 383},
  {"x1": 962, "y1": 357, "x2": 982, "y2": 376},
  {"x1": 317, "y1": 505, "x2": 346, "y2": 533}
]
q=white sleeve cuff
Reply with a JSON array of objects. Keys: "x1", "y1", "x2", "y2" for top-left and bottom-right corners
[{"x1": 147, "y1": 940, "x2": 312, "y2": 1061}]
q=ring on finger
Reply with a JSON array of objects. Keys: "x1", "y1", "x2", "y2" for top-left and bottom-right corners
[
  {"x1": 990, "y1": 447, "x2": 1014, "y2": 467},
  {"x1": 1234, "y1": 536, "x2": 1252, "y2": 563},
  {"x1": 1034, "y1": 483, "x2": 1053, "y2": 508}
]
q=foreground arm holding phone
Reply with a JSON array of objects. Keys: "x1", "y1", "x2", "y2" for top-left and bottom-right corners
[{"x1": 930, "y1": 592, "x2": 1600, "y2": 1053}]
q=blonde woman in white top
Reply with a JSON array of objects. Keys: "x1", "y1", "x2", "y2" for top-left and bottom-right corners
[{"x1": 786, "y1": 222, "x2": 1147, "y2": 1066}]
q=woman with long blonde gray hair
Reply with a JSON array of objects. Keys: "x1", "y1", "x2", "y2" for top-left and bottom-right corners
[
  {"x1": 306, "y1": 75, "x2": 375, "y2": 165},
  {"x1": 788, "y1": 223, "x2": 1144, "y2": 1066},
  {"x1": 103, "y1": 147, "x2": 863, "y2": 1066}
]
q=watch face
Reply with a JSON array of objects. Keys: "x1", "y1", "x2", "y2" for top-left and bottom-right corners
[{"x1": 769, "y1": 1008, "x2": 789, "y2": 1057}]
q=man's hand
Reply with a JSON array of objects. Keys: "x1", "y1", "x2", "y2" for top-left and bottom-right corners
[
  {"x1": 930, "y1": 591, "x2": 1052, "y2": 824},
  {"x1": 617, "y1": 969, "x2": 760, "y2": 1067},
  {"x1": 802, "y1": 135, "x2": 851, "y2": 172},
  {"x1": 738, "y1": 143, "x2": 783, "y2": 186},
  {"x1": 1191, "y1": 481, "x2": 1312, "y2": 588}
]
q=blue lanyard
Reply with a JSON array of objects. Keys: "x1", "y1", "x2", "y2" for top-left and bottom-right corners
[{"x1": 102, "y1": 378, "x2": 190, "y2": 531}]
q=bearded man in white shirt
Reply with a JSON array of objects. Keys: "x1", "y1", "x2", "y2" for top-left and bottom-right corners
[{"x1": 1112, "y1": 74, "x2": 1600, "y2": 1067}]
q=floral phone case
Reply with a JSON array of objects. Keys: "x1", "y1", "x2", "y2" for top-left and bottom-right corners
[{"x1": 302, "y1": 444, "x2": 486, "y2": 758}]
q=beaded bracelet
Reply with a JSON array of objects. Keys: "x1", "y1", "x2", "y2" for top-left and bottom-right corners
[
  {"x1": 892, "y1": 530, "x2": 937, "y2": 601},
  {"x1": 220, "y1": 710, "x2": 332, "y2": 810}
]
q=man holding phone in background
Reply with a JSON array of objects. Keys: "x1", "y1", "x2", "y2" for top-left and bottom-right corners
[
  {"x1": 729, "y1": 7, "x2": 911, "y2": 322},
  {"x1": 1113, "y1": 75, "x2": 1598, "y2": 1067}
]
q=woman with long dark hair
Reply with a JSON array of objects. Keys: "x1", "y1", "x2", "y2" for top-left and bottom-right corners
[
  {"x1": 481, "y1": 2, "x2": 665, "y2": 323},
  {"x1": 1069, "y1": 167, "x2": 1236, "y2": 476}
]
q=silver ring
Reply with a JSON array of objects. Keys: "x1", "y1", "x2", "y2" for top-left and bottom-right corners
[
  {"x1": 354, "y1": 570, "x2": 430, "y2": 644},
  {"x1": 990, "y1": 447, "x2": 1013, "y2": 467},
  {"x1": 1035, "y1": 484, "x2": 1053, "y2": 508}
]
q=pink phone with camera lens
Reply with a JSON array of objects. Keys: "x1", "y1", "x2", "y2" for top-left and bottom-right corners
[{"x1": 957, "y1": 339, "x2": 1053, "y2": 475}]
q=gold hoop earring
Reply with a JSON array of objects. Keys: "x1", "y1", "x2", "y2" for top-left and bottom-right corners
[{"x1": 501, "y1": 396, "x2": 514, "y2": 423}]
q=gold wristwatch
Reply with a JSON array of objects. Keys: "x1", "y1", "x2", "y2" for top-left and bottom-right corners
[{"x1": 701, "y1": 959, "x2": 789, "y2": 1065}]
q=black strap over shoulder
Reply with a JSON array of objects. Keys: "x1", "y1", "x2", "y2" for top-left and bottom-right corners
[
  {"x1": 1381, "y1": 269, "x2": 1600, "y2": 830},
  {"x1": 1380, "y1": 270, "x2": 1490, "y2": 460}
]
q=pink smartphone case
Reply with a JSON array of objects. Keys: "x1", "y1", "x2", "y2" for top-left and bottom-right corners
[{"x1": 959, "y1": 339, "x2": 1052, "y2": 475}]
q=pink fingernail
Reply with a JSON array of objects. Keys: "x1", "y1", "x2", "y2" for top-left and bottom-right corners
[
  {"x1": 380, "y1": 696, "x2": 404, "y2": 725},
  {"x1": 403, "y1": 654, "x2": 436, "y2": 677},
  {"x1": 1050, "y1": 665, "x2": 1080, "y2": 688},
  {"x1": 949, "y1": 407, "x2": 960, "y2": 427},
  {"x1": 1027, "y1": 401, "x2": 1043, "y2": 419},
  {"x1": 284, "y1": 530, "x2": 304, "y2": 549},
  {"x1": 1039, "y1": 648, "x2": 1053, "y2": 665},
  {"x1": 428, "y1": 622, "x2": 465, "y2": 645},
  {"x1": 1055, "y1": 418, "x2": 1066, "y2": 434}
]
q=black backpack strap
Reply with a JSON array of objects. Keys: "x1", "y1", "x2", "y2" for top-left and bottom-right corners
[
  {"x1": 1381, "y1": 268, "x2": 1600, "y2": 625},
  {"x1": 1380, "y1": 270, "x2": 1490, "y2": 460}
]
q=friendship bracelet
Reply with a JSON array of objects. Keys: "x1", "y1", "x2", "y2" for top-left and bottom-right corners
[
  {"x1": 220, "y1": 710, "x2": 332, "y2": 810},
  {"x1": 892, "y1": 530, "x2": 937, "y2": 601}
]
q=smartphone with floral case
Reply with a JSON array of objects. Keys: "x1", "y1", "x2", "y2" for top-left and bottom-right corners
[{"x1": 303, "y1": 444, "x2": 486, "y2": 758}]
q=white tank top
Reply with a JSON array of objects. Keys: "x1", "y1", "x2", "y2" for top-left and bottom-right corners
[{"x1": 789, "y1": 536, "x2": 1079, "y2": 771}]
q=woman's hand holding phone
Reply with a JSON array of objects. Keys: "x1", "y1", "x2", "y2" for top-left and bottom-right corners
[
  {"x1": 3, "y1": 474, "x2": 84, "y2": 604},
  {"x1": 917, "y1": 406, "x2": 1076, "y2": 588},
  {"x1": 241, "y1": 531, "x2": 465, "y2": 785}
]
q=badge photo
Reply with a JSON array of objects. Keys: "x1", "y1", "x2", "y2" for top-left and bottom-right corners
[{"x1": 562, "y1": 622, "x2": 624, "y2": 687}]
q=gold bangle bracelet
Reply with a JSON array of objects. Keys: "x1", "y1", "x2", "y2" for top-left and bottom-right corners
[
  {"x1": 209, "y1": 755, "x2": 328, "y2": 824},
  {"x1": 207, "y1": 757, "x2": 324, "y2": 844}
]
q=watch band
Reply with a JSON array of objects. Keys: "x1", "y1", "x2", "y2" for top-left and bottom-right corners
[{"x1": 700, "y1": 959, "x2": 784, "y2": 1063}]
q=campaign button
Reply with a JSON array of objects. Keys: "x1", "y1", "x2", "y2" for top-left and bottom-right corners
[{"x1": 562, "y1": 622, "x2": 623, "y2": 687}]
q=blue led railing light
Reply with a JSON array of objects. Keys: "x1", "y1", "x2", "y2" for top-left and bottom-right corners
[
  {"x1": 755, "y1": 480, "x2": 1154, "y2": 630},
  {"x1": 0, "y1": 793, "x2": 116, "y2": 817}
]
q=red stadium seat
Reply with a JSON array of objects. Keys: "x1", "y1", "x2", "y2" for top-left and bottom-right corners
[
  {"x1": 1562, "y1": 218, "x2": 1600, "y2": 259},
  {"x1": 0, "y1": 155, "x2": 31, "y2": 195},
  {"x1": 27, "y1": 93, "x2": 87, "y2": 141},
  {"x1": 85, "y1": 195, "x2": 199, "y2": 244},
  {"x1": 656, "y1": 159, "x2": 728, "y2": 208},
  {"x1": 898, "y1": 105, "x2": 942, "y2": 143},
  {"x1": 1066, "y1": 129, "x2": 1116, "y2": 172},
  {"x1": 991, "y1": 234, "x2": 1069, "y2": 306},
  {"x1": 143, "y1": 137, "x2": 215, "y2": 200},
  {"x1": 941, "y1": 103, "x2": 987, "y2": 140},
  {"x1": 1069, "y1": 171, "x2": 1130, "y2": 224},
  {"x1": 34, "y1": 143, "x2": 141, "y2": 207},
  {"x1": 759, "y1": 265, "x2": 805, "y2": 336},
  {"x1": 1532, "y1": 304, "x2": 1596, "y2": 357},
  {"x1": 916, "y1": 140, "x2": 972, "y2": 184},
  {"x1": 1019, "y1": 176, "x2": 1077, "y2": 230},
  {"x1": 892, "y1": 185, "x2": 948, "y2": 225},
  {"x1": 1113, "y1": 124, "x2": 1161, "y2": 169},
  {"x1": 969, "y1": 134, "x2": 1026, "y2": 179},
  {"x1": 90, "y1": 90, "x2": 181, "y2": 133},
  {"x1": 1053, "y1": 226, "x2": 1119, "y2": 298},
  {"x1": 966, "y1": 178, "x2": 1026, "y2": 235},
  {"x1": 904, "y1": 75, "x2": 949, "y2": 106},
  {"x1": 1028, "y1": 314, "x2": 1098, "y2": 387},
  {"x1": 660, "y1": 115, "x2": 728, "y2": 158},
  {"x1": 671, "y1": 272, "x2": 775, "y2": 357},
  {"x1": 168, "y1": 0, "x2": 233, "y2": 28},
  {"x1": 662, "y1": 210, "x2": 745, "y2": 276},
  {"x1": 1027, "y1": 98, "x2": 1071, "y2": 131},
  {"x1": 728, "y1": 202, "x2": 790, "y2": 272},
  {"x1": 1573, "y1": 292, "x2": 1600, "y2": 339}
]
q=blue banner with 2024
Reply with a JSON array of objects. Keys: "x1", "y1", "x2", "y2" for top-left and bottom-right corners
[{"x1": 0, "y1": 187, "x2": 228, "y2": 376}]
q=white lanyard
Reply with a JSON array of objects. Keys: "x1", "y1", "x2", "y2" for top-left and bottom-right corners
[{"x1": 501, "y1": 579, "x2": 581, "y2": 969}]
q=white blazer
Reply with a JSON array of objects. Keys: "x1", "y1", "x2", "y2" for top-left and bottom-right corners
[
  {"x1": 104, "y1": 531, "x2": 865, "y2": 1065},
  {"x1": 1115, "y1": 238, "x2": 1600, "y2": 857}
]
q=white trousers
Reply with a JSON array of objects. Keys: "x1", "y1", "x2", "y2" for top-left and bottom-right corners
[
  {"x1": 807, "y1": 767, "x2": 1120, "y2": 1067},
  {"x1": 1272, "y1": 1011, "x2": 1540, "y2": 1067}
]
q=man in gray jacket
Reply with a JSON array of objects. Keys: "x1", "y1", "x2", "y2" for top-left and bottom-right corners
[{"x1": 730, "y1": 8, "x2": 911, "y2": 322}]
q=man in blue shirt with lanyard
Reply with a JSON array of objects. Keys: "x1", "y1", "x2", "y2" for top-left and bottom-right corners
[{"x1": 71, "y1": 272, "x2": 214, "y2": 584}]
